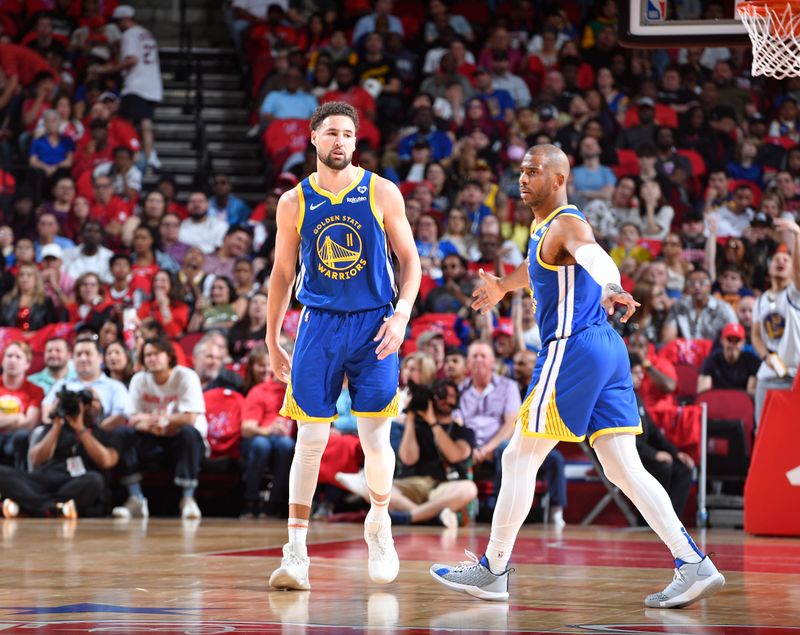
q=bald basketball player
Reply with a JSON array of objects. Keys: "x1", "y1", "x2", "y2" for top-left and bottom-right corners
[{"x1": 430, "y1": 145, "x2": 725, "y2": 608}]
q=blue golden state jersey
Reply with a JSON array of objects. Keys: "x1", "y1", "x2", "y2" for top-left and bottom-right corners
[
  {"x1": 294, "y1": 167, "x2": 396, "y2": 312},
  {"x1": 528, "y1": 205, "x2": 607, "y2": 344}
]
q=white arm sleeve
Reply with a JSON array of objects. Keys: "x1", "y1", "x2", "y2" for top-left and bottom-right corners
[{"x1": 574, "y1": 243, "x2": 621, "y2": 290}]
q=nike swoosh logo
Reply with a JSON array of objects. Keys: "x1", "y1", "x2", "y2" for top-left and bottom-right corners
[{"x1": 309, "y1": 201, "x2": 326, "y2": 210}]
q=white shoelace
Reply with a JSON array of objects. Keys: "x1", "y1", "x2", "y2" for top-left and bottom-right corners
[
  {"x1": 453, "y1": 550, "x2": 482, "y2": 572},
  {"x1": 284, "y1": 551, "x2": 307, "y2": 567},
  {"x1": 665, "y1": 567, "x2": 686, "y2": 591},
  {"x1": 367, "y1": 524, "x2": 393, "y2": 560}
]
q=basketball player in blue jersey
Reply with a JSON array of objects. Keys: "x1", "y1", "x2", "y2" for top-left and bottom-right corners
[
  {"x1": 266, "y1": 102, "x2": 421, "y2": 590},
  {"x1": 431, "y1": 145, "x2": 725, "y2": 608}
]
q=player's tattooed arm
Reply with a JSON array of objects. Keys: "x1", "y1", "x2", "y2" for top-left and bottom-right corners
[
  {"x1": 601, "y1": 283, "x2": 640, "y2": 324},
  {"x1": 604, "y1": 283, "x2": 625, "y2": 296}
]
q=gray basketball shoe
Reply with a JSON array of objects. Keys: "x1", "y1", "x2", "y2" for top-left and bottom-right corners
[
  {"x1": 430, "y1": 550, "x2": 512, "y2": 601},
  {"x1": 645, "y1": 556, "x2": 725, "y2": 609}
]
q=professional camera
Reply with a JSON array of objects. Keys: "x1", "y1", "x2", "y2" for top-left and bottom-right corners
[
  {"x1": 404, "y1": 381, "x2": 433, "y2": 414},
  {"x1": 405, "y1": 380, "x2": 457, "y2": 414},
  {"x1": 53, "y1": 388, "x2": 94, "y2": 419}
]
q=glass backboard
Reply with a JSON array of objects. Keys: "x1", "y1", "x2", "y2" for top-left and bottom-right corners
[{"x1": 619, "y1": 0, "x2": 751, "y2": 48}]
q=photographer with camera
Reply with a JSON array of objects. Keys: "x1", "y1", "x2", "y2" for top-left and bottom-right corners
[
  {"x1": 0, "y1": 388, "x2": 120, "y2": 518},
  {"x1": 43, "y1": 337, "x2": 130, "y2": 431},
  {"x1": 336, "y1": 380, "x2": 478, "y2": 528}
]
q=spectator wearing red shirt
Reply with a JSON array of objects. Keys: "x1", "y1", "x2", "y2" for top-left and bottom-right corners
[
  {"x1": 0, "y1": 341, "x2": 44, "y2": 470},
  {"x1": 66, "y1": 271, "x2": 116, "y2": 331},
  {"x1": 467, "y1": 231, "x2": 517, "y2": 278},
  {"x1": 321, "y1": 63, "x2": 376, "y2": 121},
  {"x1": 129, "y1": 225, "x2": 178, "y2": 297},
  {"x1": 477, "y1": 25, "x2": 523, "y2": 75},
  {"x1": 0, "y1": 43, "x2": 55, "y2": 89},
  {"x1": 96, "y1": 93, "x2": 142, "y2": 153},
  {"x1": 107, "y1": 252, "x2": 137, "y2": 307},
  {"x1": 250, "y1": 188, "x2": 279, "y2": 226},
  {"x1": 239, "y1": 346, "x2": 294, "y2": 518},
  {"x1": 21, "y1": 72, "x2": 55, "y2": 132},
  {"x1": 203, "y1": 385, "x2": 244, "y2": 459},
  {"x1": 626, "y1": 331, "x2": 677, "y2": 417},
  {"x1": 137, "y1": 270, "x2": 190, "y2": 339},
  {"x1": 152, "y1": 176, "x2": 186, "y2": 219},
  {"x1": 449, "y1": 38, "x2": 476, "y2": 79},
  {"x1": 72, "y1": 118, "x2": 114, "y2": 180},
  {"x1": 90, "y1": 173, "x2": 133, "y2": 246},
  {"x1": 22, "y1": 13, "x2": 69, "y2": 58}
]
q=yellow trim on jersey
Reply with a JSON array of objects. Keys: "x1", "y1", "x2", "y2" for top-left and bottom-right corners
[
  {"x1": 352, "y1": 391, "x2": 400, "y2": 418},
  {"x1": 521, "y1": 427, "x2": 587, "y2": 443},
  {"x1": 295, "y1": 183, "x2": 306, "y2": 235},
  {"x1": 558, "y1": 212, "x2": 588, "y2": 224},
  {"x1": 518, "y1": 386, "x2": 583, "y2": 441},
  {"x1": 308, "y1": 166, "x2": 365, "y2": 204},
  {"x1": 280, "y1": 381, "x2": 337, "y2": 422},
  {"x1": 368, "y1": 173, "x2": 384, "y2": 231},
  {"x1": 535, "y1": 226, "x2": 559, "y2": 272},
  {"x1": 532, "y1": 204, "x2": 579, "y2": 233},
  {"x1": 588, "y1": 424, "x2": 643, "y2": 447}
]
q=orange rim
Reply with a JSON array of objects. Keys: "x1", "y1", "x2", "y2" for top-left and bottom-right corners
[
  {"x1": 738, "y1": 0, "x2": 800, "y2": 17},
  {"x1": 738, "y1": 0, "x2": 800, "y2": 38}
]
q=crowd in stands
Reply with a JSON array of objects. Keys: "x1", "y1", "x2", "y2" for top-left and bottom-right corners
[{"x1": 0, "y1": 0, "x2": 798, "y2": 524}]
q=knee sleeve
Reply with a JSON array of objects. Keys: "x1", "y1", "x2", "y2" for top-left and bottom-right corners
[
  {"x1": 288, "y1": 423, "x2": 330, "y2": 507},
  {"x1": 357, "y1": 417, "x2": 395, "y2": 496}
]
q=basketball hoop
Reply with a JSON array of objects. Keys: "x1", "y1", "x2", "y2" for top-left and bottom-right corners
[{"x1": 738, "y1": 1, "x2": 800, "y2": 78}]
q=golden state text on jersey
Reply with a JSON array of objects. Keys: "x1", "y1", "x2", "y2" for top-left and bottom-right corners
[{"x1": 294, "y1": 167, "x2": 395, "y2": 312}]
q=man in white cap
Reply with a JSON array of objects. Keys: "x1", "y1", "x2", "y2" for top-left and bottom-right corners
[
  {"x1": 40, "y1": 243, "x2": 75, "y2": 309},
  {"x1": 99, "y1": 5, "x2": 163, "y2": 171}
]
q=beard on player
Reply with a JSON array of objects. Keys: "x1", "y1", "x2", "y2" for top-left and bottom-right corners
[{"x1": 319, "y1": 146, "x2": 353, "y2": 171}]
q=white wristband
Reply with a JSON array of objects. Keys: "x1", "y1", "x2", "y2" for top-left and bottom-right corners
[{"x1": 394, "y1": 298, "x2": 412, "y2": 317}]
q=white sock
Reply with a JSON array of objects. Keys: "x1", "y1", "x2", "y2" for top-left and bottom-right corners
[
  {"x1": 367, "y1": 495, "x2": 390, "y2": 522},
  {"x1": 357, "y1": 417, "x2": 394, "y2": 521},
  {"x1": 486, "y1": 428, "x2": 558, "y2": 574},
  {"x1": 288, "y1": 518, "x2": 309, "y2": 557},
  {"x1": 552, "y1": 507, "x2": 565, "y2": 527},
  {"x1": 594, "y1": 434, "x2": 703, "y2": 564}
]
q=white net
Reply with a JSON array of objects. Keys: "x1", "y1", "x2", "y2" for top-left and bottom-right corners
[{"x1": 739, "y1": 2, "x2": 800, "y2": 79}]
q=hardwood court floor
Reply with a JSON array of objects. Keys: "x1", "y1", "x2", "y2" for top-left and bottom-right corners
[{"x1": 0, "y1": 518, "x2": 798, "y2": 634}]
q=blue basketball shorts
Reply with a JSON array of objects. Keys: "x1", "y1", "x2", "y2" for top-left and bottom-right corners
[
  {"x1": 280, "y1": 305, "x2": 400, "y2": 422},
  {"x1": 518, "y1": 322, "x2": 642, "y2": 445}
]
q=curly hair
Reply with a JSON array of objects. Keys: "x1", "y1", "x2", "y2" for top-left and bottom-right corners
[{"x1": 309, "y1": 101, "x2": 359, "y2": 132}]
